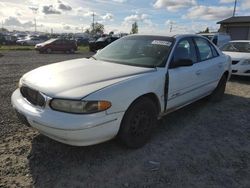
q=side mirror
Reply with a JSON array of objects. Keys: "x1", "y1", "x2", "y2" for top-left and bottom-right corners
[{"x1": 170, "y1": 59, "x2": 193, "y2": 68}]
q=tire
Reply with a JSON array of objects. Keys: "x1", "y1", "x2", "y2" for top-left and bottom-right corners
[
  {"x1": 118, "y1": 97, "x2": 157, "y2": 149},
  {"x1": 70, "y1": 48, "x2": 75, "y2": 54},
  {"x1": 46, "y1": 48, "x2": 52, "y2": 54},
  {"x1": 209, "y1": 75, "x2": 227, "y2": 102}
]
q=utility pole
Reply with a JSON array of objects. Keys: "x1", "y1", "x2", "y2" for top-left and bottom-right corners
[
  {"x1": 92, "y1": 12, "x2": 95, "y2": 34},
  {"x1": 233, "y1": 0, "x2": 237, "y2": 17},
  {"x1": 34, "y1": 18, "x2": 37, "y2": 32},
  {"x1": 170, "y1": 22, "x2": 173, "y2": 33}
]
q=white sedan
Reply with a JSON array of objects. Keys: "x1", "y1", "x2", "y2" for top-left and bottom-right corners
[
  {"x1": 16, "y1": 37, "x2": 45, "y2": 46},
  {"x1": 221, "y1": 40, "x2": 250, "y2": 76},
  {"x1": 12, "y1": 34, "x2": 231, "y2": 148}
]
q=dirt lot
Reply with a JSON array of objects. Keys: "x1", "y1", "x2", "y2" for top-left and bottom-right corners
[{"x1": 0, "y1": 51, "x2": 250, "y2": 188}]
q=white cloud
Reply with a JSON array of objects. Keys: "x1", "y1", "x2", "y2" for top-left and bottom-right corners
[
  {"x1": 63, "y1": 25, "x2": 71, "y2": 30},
  {"x1": 165, "y1": 19, "x2": 175, "y2": 25},
  {"x1": 112, "y1": 0, "x2": 127, "y2": 2},
  {"x1": 184, "y1": 5, "x2": 233, "y2": 21},
  {"x1": 219, "y1": 0, "x2": 235, "y2": 3},
  {"x1": 3, "y1": 16, "x2": 35, "y2": 28},
  {"x1": 58, "y1": 1, "x2": 72, "y2": 11},
  {"x1": 153, "y1": 0, "x2": 196, "y2": 12},
  {"x1": 241, "y1": 0, "x2": 250, "y2": 9},
  {"x1": 124, "y1": 14, "x2": 149, "y2": 23},
  {"x1": 101, "y1": 13, "x2": 114, "y2": 21},
  {"x1": 42, "y1": 5, "x2": 61, "y2": 14}
]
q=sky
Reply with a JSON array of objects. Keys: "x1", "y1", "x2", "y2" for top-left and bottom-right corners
[{"x1": 0, "y1": 0, "x2": 249, "y2": 34}]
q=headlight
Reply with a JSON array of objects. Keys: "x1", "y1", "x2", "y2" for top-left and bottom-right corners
[
  {"x1": 242, "y1": 59, "x2": 250, "y2": 65},
  {"x1": 50, "y1": 99, "x2": 111, "y2": 114},
  {"x1": 18, "y1": 78, "x2": 23, "y2": 88}
]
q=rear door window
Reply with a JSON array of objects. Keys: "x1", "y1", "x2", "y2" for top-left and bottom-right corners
[{"x1": 194, "y1": 38, "x2": 214, "y2": 61}]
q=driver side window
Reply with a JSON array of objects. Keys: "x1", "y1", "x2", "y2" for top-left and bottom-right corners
[{"x1": 171, "y1": 38, "x2": 197, "y2": 66}]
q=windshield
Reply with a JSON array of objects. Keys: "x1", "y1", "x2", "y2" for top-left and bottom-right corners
[
  {"x1": 44, "y1": 38, "x2": 57, "y2": 44},
  {"x1": 93, "y1": 35, "x2": 174, "y2": 68},
  {"x1": 221, "y1": 42, "x2": 250, "y2": 53}
]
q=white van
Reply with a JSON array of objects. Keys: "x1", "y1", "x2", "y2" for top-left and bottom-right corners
[{"x1": 200, "y1": 33, "x2": 231, "y2": 47}]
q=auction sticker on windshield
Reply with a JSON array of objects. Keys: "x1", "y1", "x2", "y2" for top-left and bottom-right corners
[{"x1": 152, "y1": 40, "x2": 172, "y2": 46}]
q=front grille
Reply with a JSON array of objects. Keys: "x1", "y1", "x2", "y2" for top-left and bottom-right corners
[
  {"x1": 232, "y1": 61, "x2": 239, "y2": 65},
  {"x1": 20, "y1": 86, "x2": 45, "y2": 107},
  {"x1": 244, "y1": 70, "x2": 250, "y2": 74}
]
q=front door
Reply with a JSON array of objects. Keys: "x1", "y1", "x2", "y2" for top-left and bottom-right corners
[{"x1": 167, "y1": 38, "x2": 205, "y2": 110}]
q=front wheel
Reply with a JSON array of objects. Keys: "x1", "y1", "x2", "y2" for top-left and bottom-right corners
[
  {"x1": 118, "y1": 97, "x2": 157, "y2": 149},
  {"x1": 46, "y1": 48, "x2": 52, "y2": 54},
  {"x1": 209, "y1": 75, "x2": 227, "y2": 102}
]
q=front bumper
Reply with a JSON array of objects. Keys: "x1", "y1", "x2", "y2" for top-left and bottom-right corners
[
  {"x1": 11, "y1": 89, "x2": 124, "y2": 146},
  {"x1": 232, "y1": 64, "x2": 250, "y2": 76}
]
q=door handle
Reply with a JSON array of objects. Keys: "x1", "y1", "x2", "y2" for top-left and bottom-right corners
[{"x1": 195, "y1": 70, "x2": 202, "y2": 76}]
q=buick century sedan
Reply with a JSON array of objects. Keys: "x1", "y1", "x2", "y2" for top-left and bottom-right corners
[{"x1": 12, "y1": 34, "x2": 231, "y2": 148}]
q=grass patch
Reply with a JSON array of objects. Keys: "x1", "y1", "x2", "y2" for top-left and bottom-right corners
[
  {"x1": 78, "y1": 45, "x2": 90, "y2": 53},
  {"x1": 0, "y1": 45, "x2": 34, "y2": 51},
  {"x1": 0, "y1": 45, "x2": 90, "y2": 52}
]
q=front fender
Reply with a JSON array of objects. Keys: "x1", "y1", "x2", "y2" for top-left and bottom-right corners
[{"x1": 84, "y1": 69, "x2": 166, "y2": 114}]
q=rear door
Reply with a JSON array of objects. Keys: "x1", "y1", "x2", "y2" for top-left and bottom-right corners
[
  {"x1": 52, "y1": 40, "x2": 62, "y2": 51},
  {"x1": 193, "y1": 37, "x2": 224, "y2": 94}
]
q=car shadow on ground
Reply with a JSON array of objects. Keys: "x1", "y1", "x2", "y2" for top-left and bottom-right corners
[
  {"x1": 28, "y1": 93, "x2": 250, "y2": 188},
  {"x1": 230, "y1": 75, "x2": 250, "y2": 84}
]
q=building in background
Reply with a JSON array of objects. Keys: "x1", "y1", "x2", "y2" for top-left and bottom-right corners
[{"x1": 217, "y1": 16, "x2": 250, "y2": 40}]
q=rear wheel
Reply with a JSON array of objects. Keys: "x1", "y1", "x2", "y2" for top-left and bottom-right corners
[
  {"x1": 209, "y1": 75, "x2": 227, "y2": 102},
  {"x1": 118, "y1": 97, "x2": 157, "y2": 148}
]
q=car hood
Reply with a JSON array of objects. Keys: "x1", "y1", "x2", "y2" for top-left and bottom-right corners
[
  {"x1": 222, "y1": 51, "x2": 250, "y2": 60},
  {"x1": 21, "y1": 58, "x2": 155, "y2": 99}
]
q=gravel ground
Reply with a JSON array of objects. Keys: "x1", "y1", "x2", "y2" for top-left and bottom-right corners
[{"x1": 0, "y1": 51, "x2": 250, "y2": 188}]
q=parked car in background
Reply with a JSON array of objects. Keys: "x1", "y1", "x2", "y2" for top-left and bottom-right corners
[
  {"x1": 4, "y1": 35, "x2": 17, "y2": 45},
  {"x1": 0, "y1": 34, "x2": 7, "y2": 45},
  {"x1": 89, "y1": 36, "x2": 119, "y2": 52},
  {"x1": 12, "y1": 34, "x2": 231, "y2": 148},
  {"x1": 75, "y1": 37, "x2": 89, "y2": 46},
  {"x1": 16, "y1": 36, "x2": 47, "y2": 46},
  {"x1": 221, "y1": 40, "x2": 250, "y2": 76},
  {"x1": 35, "y1": 38, "x2": 77, "y2": 53},
  {"x1": 200, "y1": 33, "x2": 231, "y2": 47}
]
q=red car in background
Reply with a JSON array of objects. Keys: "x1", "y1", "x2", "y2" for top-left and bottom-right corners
[{"x1": 35, "y1": 38, "x2": 77, "y2": 53}]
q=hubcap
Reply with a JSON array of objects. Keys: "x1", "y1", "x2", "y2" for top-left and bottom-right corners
[{"x1": 130, "y1": 110, "x2": 151, "y2": 136}]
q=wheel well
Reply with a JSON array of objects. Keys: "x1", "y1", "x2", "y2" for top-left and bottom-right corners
[{"x1": 132, "y1": 93, "x2": 161, "y2": 115}]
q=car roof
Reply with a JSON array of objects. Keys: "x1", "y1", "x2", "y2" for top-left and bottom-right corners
[
  {"x1": 229, "y1": 40, "x2": 250, "y2": 43},
  {"x1": 125, "y1": 34, "x2": 205, "y2": 40}
]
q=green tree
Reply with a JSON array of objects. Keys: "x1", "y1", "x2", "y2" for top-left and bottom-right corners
[
  {"x1": 85, "y1": 29, "x2": 90, "y2": 34},
  {"x1": 198, "y1": 27, "x2": 209, "y2": 34},
  {"x1": 90, "y1": 22, "x2": 104, "y2": 35},
  {"x1": 0, "y1": 27, "x2": 8, "y2": 32},
  {"x1": 130, "y1": 22, "x2": 138, "y2": 34}
]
